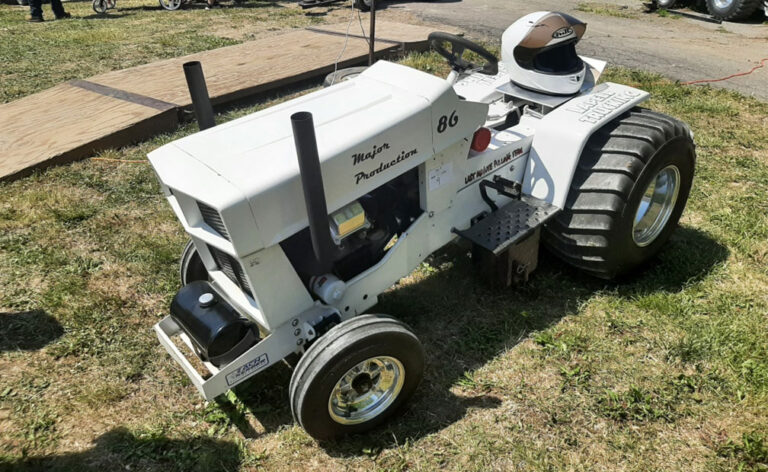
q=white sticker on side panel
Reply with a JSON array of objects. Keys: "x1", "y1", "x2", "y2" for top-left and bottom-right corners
[{"x1": 428, "y1": 162, "x2": 453, "y2": 191}]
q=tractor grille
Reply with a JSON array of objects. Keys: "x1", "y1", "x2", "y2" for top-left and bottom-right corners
[
  {"x1": 208, "y1": 245, "x2": 253, "y2": 298},
  {"x1": 197, "y1": 202, "x2": 230, "y2": 241}
]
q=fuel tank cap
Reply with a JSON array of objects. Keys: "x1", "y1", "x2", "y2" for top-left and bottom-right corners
[{"x1": 198, "y1": 293, "x2": 216, "y2": 308}]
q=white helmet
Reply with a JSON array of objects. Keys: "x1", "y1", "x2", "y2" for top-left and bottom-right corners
[{"x1": 501, "y1": 11, "x2": 587, "y2": 96}]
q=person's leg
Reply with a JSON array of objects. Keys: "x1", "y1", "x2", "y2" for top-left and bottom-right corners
[
  {"x1": 50, "y1": 0, "x2": 68, "y2": 18},
  {"x1": 28, "y1": 0, "x2": 43, "y2": 20}
]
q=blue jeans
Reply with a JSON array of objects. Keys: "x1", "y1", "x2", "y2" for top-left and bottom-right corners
[{"x1": 29, "y1": 0, "x2": 66, "y2": 19}]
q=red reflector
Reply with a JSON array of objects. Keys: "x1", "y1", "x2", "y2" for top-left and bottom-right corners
[{"x1": 471, "y1": 128, "x2": 492, "y2": 152}]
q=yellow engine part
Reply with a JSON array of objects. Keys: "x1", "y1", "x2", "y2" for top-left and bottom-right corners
[{"x1": 331, "y1": 201, "x2": 366, "y2": 238}]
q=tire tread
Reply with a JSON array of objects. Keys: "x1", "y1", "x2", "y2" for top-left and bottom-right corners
[{"x1": 543, "y1": 107, "x2": 693, "y2": 278}]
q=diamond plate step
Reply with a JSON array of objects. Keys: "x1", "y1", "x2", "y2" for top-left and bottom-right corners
[{"x1": 454, "y1": 196, "x2": 560, "y2": 255}]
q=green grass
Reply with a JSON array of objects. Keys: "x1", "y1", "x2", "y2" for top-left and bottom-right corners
[
  {"x1": 1, "y1": 47, "x2": 768, "y2": 470},
  {"x1": 0, "y1": 0, "x2": 335, "y2": 103}
]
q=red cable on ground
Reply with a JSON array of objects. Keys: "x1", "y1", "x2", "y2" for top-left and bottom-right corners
[{"x1": 680, "y1": 58, "x2": 768, "y2": 85}]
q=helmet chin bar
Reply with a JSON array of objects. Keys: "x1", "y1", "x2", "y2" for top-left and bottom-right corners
[{"x1": 511, "y1": 64, "x2": 587, "y2": 96}]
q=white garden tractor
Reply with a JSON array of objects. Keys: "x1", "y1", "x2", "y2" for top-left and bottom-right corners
[{"x1": 147, "y1": 11, "x2": 696, "y2": 440}]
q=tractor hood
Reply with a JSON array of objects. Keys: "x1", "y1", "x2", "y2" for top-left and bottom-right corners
[{"x1": 149, "y1": 61, "x2": 488, "y2": 254}]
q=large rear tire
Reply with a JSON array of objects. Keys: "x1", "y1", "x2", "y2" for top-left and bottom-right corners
[
  {"x1": 705, "y1": 0, "x2": 762, "y2": 20},
  {"x1": 543, "y1": 108, "x2": 696, "y2": 279},
  {"x1": 289, "y1": 314, "x2": 425, "y2": 441}
]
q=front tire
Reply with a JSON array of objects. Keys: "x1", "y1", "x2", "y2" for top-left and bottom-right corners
[
  {"x1": 543, "y1": 108, "x2": 696, "y2": 279},
  {"x1": 289, "y1": 315, "x2": 425, "y2": 441}
]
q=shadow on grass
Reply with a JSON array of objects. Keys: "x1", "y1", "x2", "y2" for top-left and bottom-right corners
[
  {"x1": 0, "y1": 310, "x2": 63, "y2": 352},
  {"x1": 0, "y1": 427, "x2": 242, "y2": 472},
  {"x1": 612, "y1": 226, "x2": 730, "y2": 295},
  {"x1": 212, "y1": 225, "x2": 727, "y2": 454}
]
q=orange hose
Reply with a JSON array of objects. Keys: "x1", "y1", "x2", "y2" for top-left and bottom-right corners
[{"x1": 680, "y1": 58, "x2": 768, "y2": 85}]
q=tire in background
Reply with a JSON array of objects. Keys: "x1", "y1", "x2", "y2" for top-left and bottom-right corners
[
  {"x1": 289, "y1": 314, "x2": 425, "y2": 441},
  {"x1": 323, "y1": 66, "x2": 368, "y2": 87},
  {"x1": 543, "y1": 108, "x2": 696, "y2": 279},
  {"x1": 706, "y1": 0, "x2": 762, "y2": 20}
]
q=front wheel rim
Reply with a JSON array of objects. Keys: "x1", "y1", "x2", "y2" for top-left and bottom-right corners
[
  {"x1": 328, "y1": 356, "x2": 405, "y2": 425},
  {"x1": 633, "y1": 165, "x2": 681, "y2": 247}
]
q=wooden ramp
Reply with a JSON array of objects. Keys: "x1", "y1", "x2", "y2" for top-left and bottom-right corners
[{"x1": 0, "y1": 22, "x2": 450, "y2": 181}]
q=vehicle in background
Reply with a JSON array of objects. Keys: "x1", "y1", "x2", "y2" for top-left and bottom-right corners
[{"x1": 655, "y1": 0, "x2": 767, "y2": 21}]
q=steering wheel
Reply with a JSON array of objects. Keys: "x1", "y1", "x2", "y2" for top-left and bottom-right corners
[{"x1": 428, "y1": 32, "x2": 499, "y2": 76}]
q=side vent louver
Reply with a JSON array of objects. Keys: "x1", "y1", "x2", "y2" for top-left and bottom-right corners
[
  {"x1": 208, "y1": 245, "x2": 252, "y2": 298},
  {"x1": 197, "y1": 202, "x2": 230, "y2": 241}
]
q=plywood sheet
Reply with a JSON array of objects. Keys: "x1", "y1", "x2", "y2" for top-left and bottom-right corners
[
  {"x1": 0, "y1": 83, "x2": 177, "y2": 180},
  {"x1": 89, "y1": 30, "x2": 397, "y2": 107}
]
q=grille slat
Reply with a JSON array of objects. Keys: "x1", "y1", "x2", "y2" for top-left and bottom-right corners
[
  {"x1": 198, "y1": 202, "x2": 230, "y2": 241},
  {"x1": 208, "y1": 245, "x2": 253, "y2": 298}
]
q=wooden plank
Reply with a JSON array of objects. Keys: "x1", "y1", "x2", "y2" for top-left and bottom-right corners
[
  {"x1": 0, "y1": 84, "x2": 177, "y2": 181},
  {"x1": 89, "y1": 29, "x2": 398, "y2": 108}
]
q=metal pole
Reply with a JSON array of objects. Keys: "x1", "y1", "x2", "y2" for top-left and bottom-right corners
[
  {"x1": 368, "y1": 0, "x2": 376, "y2": 66},
  {"x1": 183, "y1": 61, "x2": 216, "y2": 131},
  {"x1": 290, "y1": 111, "x2": 335, "y2": 273}
]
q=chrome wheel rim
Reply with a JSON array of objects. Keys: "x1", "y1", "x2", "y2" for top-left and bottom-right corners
[
  {"x1": 328, "y1": 356, "x2": 404, "y2": 425},
  {"x1": 160, "y1": 0, "x2": 181, "y2": 9},
  {"x1": 633, "y1": 165, "x2": 681, "y2": 247},
  {"x1": 713, "y1": 0, "x2": 733, "y2": 9}
]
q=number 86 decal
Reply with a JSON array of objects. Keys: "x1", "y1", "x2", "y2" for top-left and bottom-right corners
[{"x1": 437, "y1": 111, "x2": 458, "y2": 133}]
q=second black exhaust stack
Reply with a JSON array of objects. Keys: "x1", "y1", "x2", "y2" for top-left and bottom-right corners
[
  {"x1": 290, "y1": 111, "x2": 335, "y2": 273},
  {"x1": 183, "y1": 61, "x2": 216, "y2": 131}
]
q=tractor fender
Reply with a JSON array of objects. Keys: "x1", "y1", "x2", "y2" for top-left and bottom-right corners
[{"x1": 521, "y1": 82, "x2": 649, "y2": 209}]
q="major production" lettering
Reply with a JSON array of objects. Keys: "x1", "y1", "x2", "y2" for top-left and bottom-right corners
[{"x1": 354, "y1": 148, "x2": 418, "y2": 184}]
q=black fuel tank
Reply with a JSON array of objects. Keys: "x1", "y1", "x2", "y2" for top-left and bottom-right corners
[{"x1": 170, "y1": 281, "x2": 258, "y2": 367}]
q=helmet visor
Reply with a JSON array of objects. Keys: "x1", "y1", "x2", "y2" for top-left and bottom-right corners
[{"x1": 532, "y1": 42, "x2": 584, "y2": 75}]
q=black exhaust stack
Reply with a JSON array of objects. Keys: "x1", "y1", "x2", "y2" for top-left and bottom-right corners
[
  {"x1": 290, "y1": 111, "x2": 335, "y2": 273},
  {"x1": 183, "y1": 61, "x2": 216, "y2": 131}
]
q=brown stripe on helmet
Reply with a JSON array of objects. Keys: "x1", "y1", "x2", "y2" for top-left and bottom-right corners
[{"x1": 518, "y1": 12, "x2": 586, "y2": 49}]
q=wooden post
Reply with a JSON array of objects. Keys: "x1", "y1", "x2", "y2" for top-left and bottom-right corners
[{"x1": 368, "y1": 0, "x2": 376, "y2": 66}]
